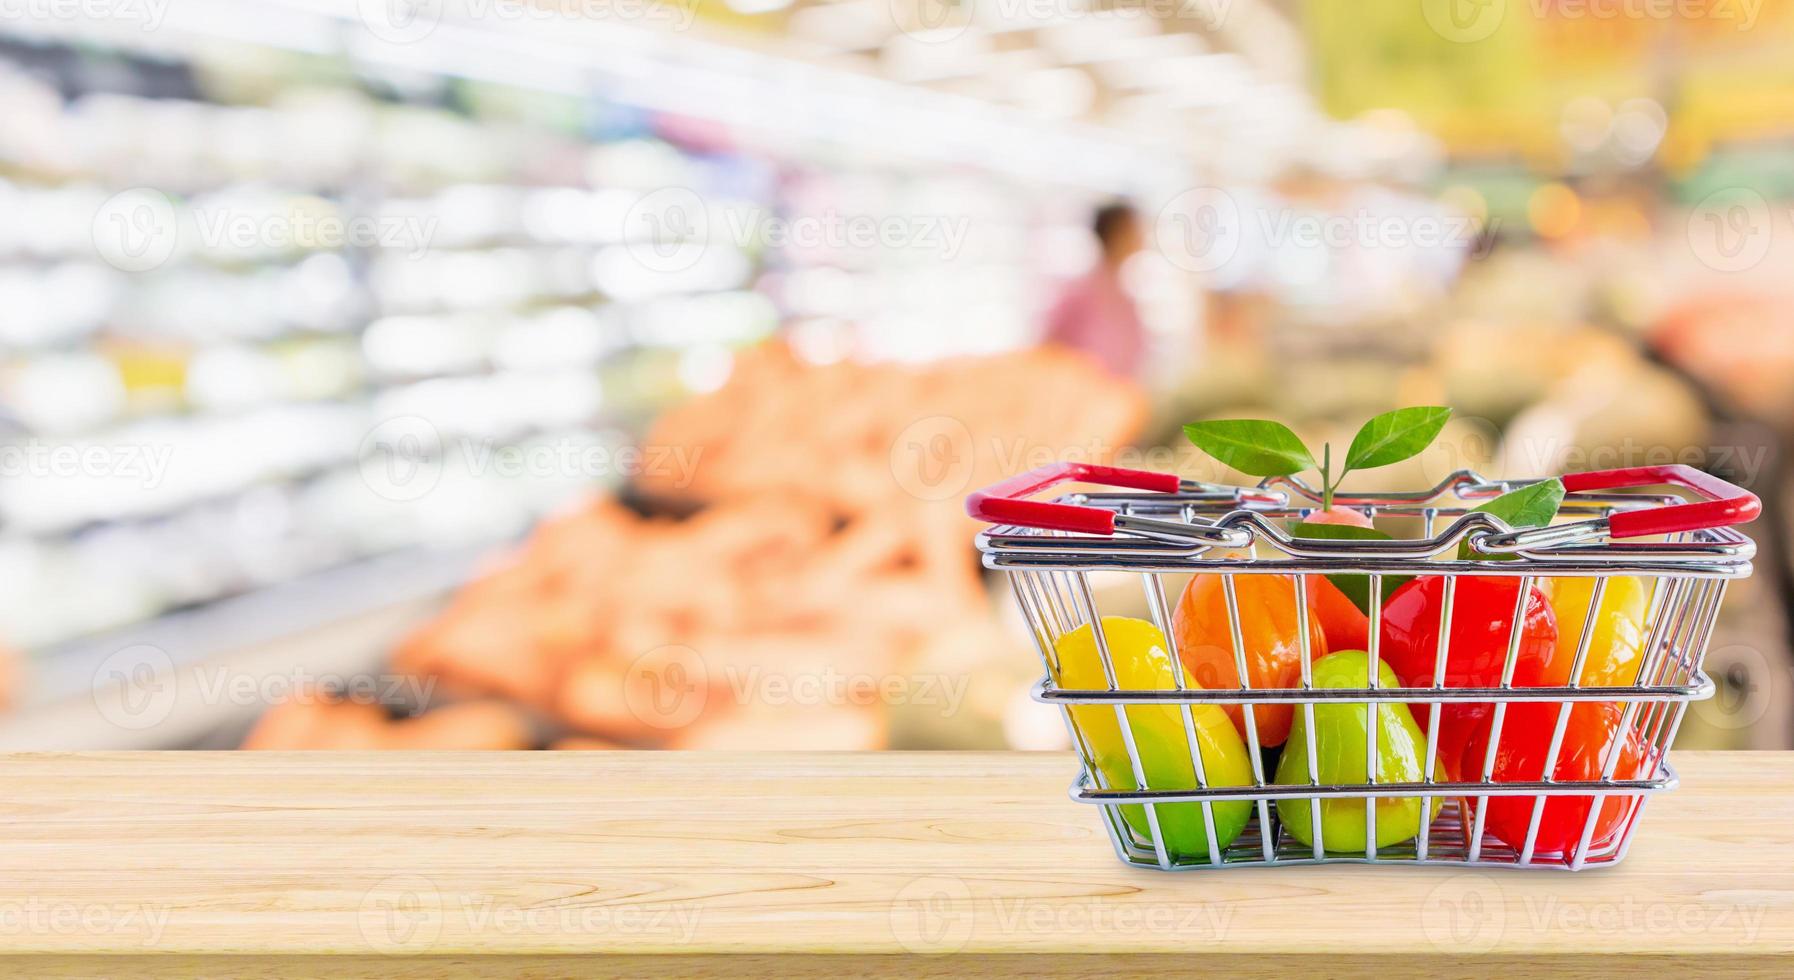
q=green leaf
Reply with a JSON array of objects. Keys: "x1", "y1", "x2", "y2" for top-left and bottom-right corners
[
  {"x1": 1458, "y1": 478, "x2": 1566, "y2": 561},
  {"x1": 1183, "y1": 419, "x2": 1316, "y2": 478},
  {"x1": 1343, "y1": 406, "x2": 1452, "y2": 471},
  {"x1": 1290, "y1": 521, "x2": 1411, "y2": 613},
  {"x1": 1472, "y1": 479, "x2": 1565, "y2": 528}
]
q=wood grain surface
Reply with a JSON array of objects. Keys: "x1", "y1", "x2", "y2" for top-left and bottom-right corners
[{"x1": 0, "y1": 751, "x2": 1790, "y2": 977}]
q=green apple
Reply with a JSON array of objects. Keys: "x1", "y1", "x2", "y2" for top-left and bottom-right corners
[{"x1": 1275, "y1": 648, "x2": 1443, "y2": 853}]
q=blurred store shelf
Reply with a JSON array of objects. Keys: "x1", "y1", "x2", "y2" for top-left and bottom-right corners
[
  {"x1": 0, "y1": 545, "x2": 487, "y2": 749},
  {"x1": 4, "y1": 1, "x2": 1794, "y2": 753}
]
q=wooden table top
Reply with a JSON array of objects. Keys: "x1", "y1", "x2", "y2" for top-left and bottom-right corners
[{"x1": 1, "y1": 750, "x2": 1790, "y2": 977}]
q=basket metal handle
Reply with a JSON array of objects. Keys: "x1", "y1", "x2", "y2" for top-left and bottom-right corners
[
  {"x1": 965, "y1": 462, "x2": 1255, "y2": 545},
  {"x1": 1563, "y1": 464, "x2": 1760, "y2": 538},
  {"x1": 1478, "y1": 464, "x2": 1761, "y2": 552}
]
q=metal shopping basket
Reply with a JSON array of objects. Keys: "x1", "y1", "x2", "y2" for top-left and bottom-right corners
[{"x1": 969, "y1": 462, "x2": 1759, "y2": 870}]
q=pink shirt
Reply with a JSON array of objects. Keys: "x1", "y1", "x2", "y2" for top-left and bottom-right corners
[{"x1": 1042, "y1": 265, "x2": 1145, "y2": 379}]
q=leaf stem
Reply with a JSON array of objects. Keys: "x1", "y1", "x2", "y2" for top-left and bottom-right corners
[{"x1": 1321, "y1": 443, "x2": 1332, "y2": 511}]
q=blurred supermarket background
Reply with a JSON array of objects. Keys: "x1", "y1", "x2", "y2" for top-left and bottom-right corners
[{"x1": 1, "y1": 0, "x2": 1791, "y2": 750}]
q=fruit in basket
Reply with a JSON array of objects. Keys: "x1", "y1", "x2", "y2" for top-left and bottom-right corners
[
  {"x1": 1053, "y1": 617, "x2": 1253, "y2": 860},
  {"x1": 1172, "y1": 574, "x2": 1328, "y2": 746},
  {"x1": 1274, "y1": 649, "x2": 1443, "y2": 853},
  {"x1": 1379, "y1": 575, "x2": 1558, "y2": 774},
  {"x1": 1539, "y1": 575, "x2": 1649, "y2": 688},
  {"x1": 1460, "y1": 700, "x2": 1647, "y2": 857},
  {"x1": 1301, "y1": 506, "x2": 1375, "y2": 529},
  {"x1": 1289, "y1": 519, "x2": 1406, "y2": 621},
  {"x1": 1380, "y1": 576, "x2": 1559, "y2": 687},
  {"x1": 1305, "y1": 575, "x2": 1371, "y2": 652}
]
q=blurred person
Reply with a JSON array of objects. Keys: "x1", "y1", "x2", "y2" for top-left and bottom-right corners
[{"x1": 1043, "y1": 202, "x2": 1147, "y2": 379}]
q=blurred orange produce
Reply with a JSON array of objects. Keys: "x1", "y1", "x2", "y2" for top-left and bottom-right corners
[
  {"x1": 640, "y1": 343, "x2": 1148, "y2": 510},
  {"x1": 246, "y1": 343, "x2": 1146, "y2": 749},
  {"x1": 242, "y1": 696, "x2": 534, "y2": 750},
  {"x1": 392, "y1": 494, "x2": 947, "y2": 744}
]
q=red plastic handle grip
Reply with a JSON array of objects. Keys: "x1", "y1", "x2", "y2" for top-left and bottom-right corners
[
  {"x1": 966, "y1": 462, "x2": 1181, "y2": 535},
  {"x1": 1562, "y1": 464, "x2": 1760, "y2": 538}
]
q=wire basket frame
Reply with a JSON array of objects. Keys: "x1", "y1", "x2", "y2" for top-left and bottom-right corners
[{"x1": 973, "y1": 466, "x2": 1757, "y2": 871}]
